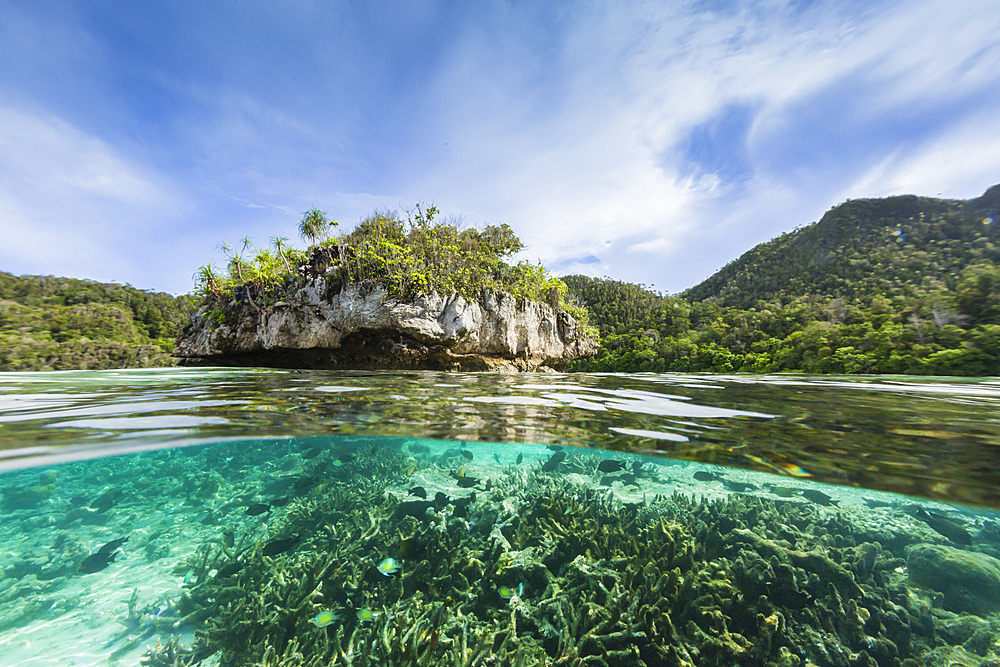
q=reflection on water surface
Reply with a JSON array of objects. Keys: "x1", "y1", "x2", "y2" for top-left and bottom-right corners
[{"x1": 1, "y1": 368, "x2": 998, "y2": 506}]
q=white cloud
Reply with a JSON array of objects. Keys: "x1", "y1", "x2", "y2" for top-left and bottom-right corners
[
  {"x1": 402, "y1": 0, "x2": 1000, "y2": 291},
  {"x1": 843, "y1": 110, "x2": 1000, "y2": 200},
  {"x1": 0, "y1": 105, "x2": 185, "y2": 286}
]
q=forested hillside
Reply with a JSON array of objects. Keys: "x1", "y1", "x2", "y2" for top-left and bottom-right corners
[
  {"x1": 0, "y1": 273, "x2": 196, "y2": 371},
  {"x1": 567, "y1": 185, "x2": 1000, "y2": 375},
  {"x1": 5, "y1": 185, "x2": 999, "y2": 375}
]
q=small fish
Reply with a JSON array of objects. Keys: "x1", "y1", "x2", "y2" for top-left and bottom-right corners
[
  {"x1": 397, "y1": 534, "x2": 418, "y2": 559},
  {"x1": 97, "y1": 535, "x2": 129, "y2": 555},
  {"x1": 499, "y1": 582, "x2": 524, "y2": 598},
  {"x1": 404, "y1": 463, "x2": 417, "y2": 476},
  {"x1": 377, "y1": 557, "x2": 401, "y2": 576},
  {"x1": 79, "y1": 551, "x2": 118, "y2": 574},
  {"x1": 546, "y1": 445, "x2": 563, "y2": 451},
  {"x1": 294, "y1": 475, "x2": 319, "y2": 492},
  {"x1": 310, "y1": 609, "x2": 339, "y2": 628},
  {"x1": 216, "y1": 560, "x2": 245, "y2": 578},
  {"x1": 515, "y1": 453, "x2": 523, "y2": 465},
  {"x1": 766, "y1": 485, "x2": 801, "y2": 498},
  {"x1": 801, "y1": 490, "x2": 839, "y2": 507},
  {"x1": 456, "y1": 477, "x2": 479, "y2": 489},
  {"x1": 270, "y1": 495, "x2": 292, "y2": 507},
  {"x1": 262, "y1": 536, "x2": 300, "y2": 557},
  {"x1": 222, "y1": 530, "x2": 235, "y2": 548},
  {"x1": 493, "y1": 453, "x2": 501, "y2": 465},
  {"x1": 598, "y1": 460, "x2": 626, "y2": 473},
  {"x1": 541, "y1": 451, "x2": 567, "y2": 472},
  {"x1": 183, "y1": 569, "x2": 194, "y2": 584},
  {"x1": 408, "y1": 486, "x2": 427, "y2": 499},
  {"x1": 331, "y1": 459, "x2": 343, "y2": 467},
  {"x1": 434, "y1": 492, "x2": 449, "y2": 507},
  {"x1": 456, "y1": 465, "x2": 466, "y2": 477},
  {"x1": 356, "y1": 608, "x2": 376, "y2": 622},
  {"x1": 913, "y1": 507, "x2": 972, "y2": 545},
  {"x1": 90, "y1": 489, "x2": 123, "y2": 513},
  {"x1": 619, "y1": 473, "x2": 640, "y2": 487},
  {"x1": 693, "y1": 471, "x2": 722, "y2": 482},
  {"x1": 395, "y1": 500, "x2": 435, "y2": 519},
  {"x1": 246, "y1": 503, "x2": 271, "y2": 516},
  {"x1": 453, "y1": 494, "x2": 476, "y2": 519},
  {"x1": 303, "y1": 447, "x2": 323, "y2": 459},
  {"x1": 461, "y1": 450, "x2": 474, "y2": 460},
  {"x1": 723, "y1": 480, "x2": 756, "y2": 493}
]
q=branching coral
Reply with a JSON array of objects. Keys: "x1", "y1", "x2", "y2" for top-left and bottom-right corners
[{"x1": 146, "y1": 448, "x2": 999, "y2": 667}]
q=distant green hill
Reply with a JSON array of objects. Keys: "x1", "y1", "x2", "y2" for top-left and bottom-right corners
[
  {"x1": 567, "y1": 185, "x2": 1000, "y2": 375},
  {"x1": 0, "y1": 273, "x2": 196, "y2": 371},
  {"x1": 684, "y1": 185, "x2": 1000, "y2": 308}
]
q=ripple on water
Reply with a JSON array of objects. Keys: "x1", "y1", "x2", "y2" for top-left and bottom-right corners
[
  {"x1": 46, "y1": 416, "x2": 231, "y2": 430},
  {"x1": 0, "y1": 369, "x2": 997, "y2": 506}
]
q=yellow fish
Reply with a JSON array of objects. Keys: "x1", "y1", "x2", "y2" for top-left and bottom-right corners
[
  {"x1": 377, "y1": 557, "x2": 401, "y2": 576},
  {"x1": 497, "y1": 583, "x2": 523, "y2": 599},
  {"x1": 310, "y1": 610, "x2": 339, "y2": 628}
]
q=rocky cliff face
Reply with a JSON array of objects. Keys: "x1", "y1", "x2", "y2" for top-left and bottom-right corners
[{"x1": 173, "y1": 280, "x2": 597, "y2": 371}]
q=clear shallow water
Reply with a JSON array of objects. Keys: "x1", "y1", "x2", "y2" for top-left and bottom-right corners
[
  {"x1": 1, "y1": 369, "x2": 999, "y2": 665},
  {"x1": 2, "y1": 368, "x2": 999, "y2": 505}
]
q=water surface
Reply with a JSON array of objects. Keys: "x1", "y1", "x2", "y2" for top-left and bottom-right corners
[
  {"x1": 2, "y1": 369, "x2": 998, "y2": 506},
  {"x1": 1, "y1": 369, "x2": 999, "y2": 665}
]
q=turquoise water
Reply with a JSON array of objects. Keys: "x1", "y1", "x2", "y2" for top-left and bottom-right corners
[{"x1": 1, "y1": 369, "x2": 999, "y2": 665}]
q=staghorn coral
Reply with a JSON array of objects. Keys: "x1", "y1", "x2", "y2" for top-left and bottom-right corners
[{"x1": 147, "y1": 449, "x2": 1000, "y2": 667}]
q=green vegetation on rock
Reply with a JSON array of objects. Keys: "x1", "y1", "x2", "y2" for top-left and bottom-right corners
[
  {"x1": 196, "y1": 205, "x2": 592, "y2": 330},
  {"x1": 0, "y1": 272, "x2": 196, "y2": 371},
  {"x1": 568, "y1": 186, "x2": 1000, "y2": 375}
]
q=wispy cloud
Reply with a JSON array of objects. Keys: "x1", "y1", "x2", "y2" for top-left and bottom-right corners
[
  {"x1": 0, "y1": 0, "x2": 998, "y2": 295},
  {"x1": 402, "y1": 0, "x2": 1000, "y2": 291},
  {"x1": 0, "y1": 106, "x2": 187, "y2": 286}
]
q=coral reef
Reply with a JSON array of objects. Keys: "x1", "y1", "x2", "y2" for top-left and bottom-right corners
[
  {"x1": 145, "y1": 445, "x2": 1000, "y2": 667},
  {"x1": 2, "y1": 430, "x2": 997, "y2": 666},
  {"x1": 906, "y1": 544, "x2": 1000, "y2": 615}
]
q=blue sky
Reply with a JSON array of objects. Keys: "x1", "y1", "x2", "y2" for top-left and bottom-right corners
[{"x1": 1, "y1": 0, "x2": 999, "y2": 295}]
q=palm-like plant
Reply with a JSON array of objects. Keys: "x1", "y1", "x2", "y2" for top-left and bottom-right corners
[
  {"x1": 271, "y1": 236, "x2": 291, "y2": 273},
  {"x1": 299, "y1": 208, "x2": 328, "y2": 247},
  {"x1": 194, "y1": 263, "x2": 221, "y2": 297}
]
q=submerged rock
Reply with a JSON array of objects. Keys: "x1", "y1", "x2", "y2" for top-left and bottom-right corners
[
  {"x1": 906, "y1": 544, "x2": 1000, "y2": 615},
  {"x1": 173, "y1": 282, "x2": 597, "y2": 371}
]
